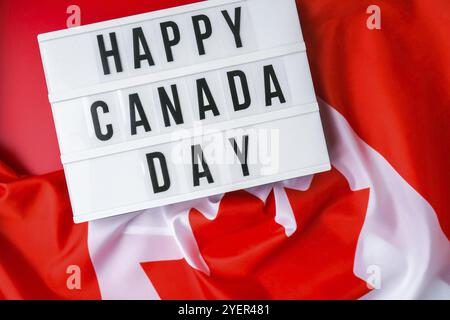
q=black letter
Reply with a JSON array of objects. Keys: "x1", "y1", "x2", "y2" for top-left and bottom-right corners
[
  {"x1": 196, "y1": 78, "x2": 220, "y2": 120},
  {"x1": 158, "y1": 85, "x2": 184, "y2": 127},
  {"x1": 192, "y1": 14, "x2": 212, "y2": 55},
  {"x1": 90, "y1": 101, "x2": 113, "y2": 141},
  {"x1": 146, "y1": 152, "x2": 171, "y2": 193},
  {"x1": 264, "y1": 65, "x2": 286, "y2": 106},
  {"x1": 227, "y1": 70, "x2": 251, "y2": 111},
  {"x1": 222, "y1": 7, "x2": 242, "y2": 48},
  {"x1": 132, "y1": 27, "x2": 155, "y2": 69},
  {"x1": 96, "y1": 33, "x2": 123, "y2": 75},
  {"x1": 129, "y1": 93, "x2": 151, "y2": 135},
  {"x1": 229, "y1": 135, "x2": 250, "y2": 177},
  {"x1": 160, "y1": 21, "x2": 180, "y2": 62},
  {"x1": 191, "y1": 145, "x2": 214, "y2": 187}
]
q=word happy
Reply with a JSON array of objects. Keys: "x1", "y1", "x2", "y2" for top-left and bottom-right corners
[{"x1": 96, "y1": 7, "x2": 243, "y2": 75}]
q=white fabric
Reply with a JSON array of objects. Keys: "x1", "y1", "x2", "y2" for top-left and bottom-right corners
[
  {"x1": 319, "y1": 99, "x2": 450, "y2": 299},
  {"x1": 87, "y1": 99, "x2": 450, "y2": 300}
]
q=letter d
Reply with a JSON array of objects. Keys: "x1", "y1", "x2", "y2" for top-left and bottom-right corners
[{"x1": 146, "y1": 152, "x2": 171, "y2": 193}]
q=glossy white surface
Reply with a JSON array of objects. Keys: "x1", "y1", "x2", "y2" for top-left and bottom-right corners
[{"x1": 38, "y1": 0, "x2": 330, "y2": 222}]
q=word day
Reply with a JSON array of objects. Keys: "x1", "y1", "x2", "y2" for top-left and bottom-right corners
[{"x1": 148, "y1": 126, "x2": 281, "y2": 194}]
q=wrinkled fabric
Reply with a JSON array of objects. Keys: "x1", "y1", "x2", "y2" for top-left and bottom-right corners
[
  {"x1": 298, "y1": 0, "x2": 450, "y2": 239},
  {"x1": 0, "y1": 0, "x2": 449, "y2": 299},
  {"x1": 0, "y1": 165, "x2": 100, "y2": 299}
]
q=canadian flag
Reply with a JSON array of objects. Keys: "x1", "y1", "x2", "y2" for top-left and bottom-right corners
[{"x1": 0, "y1": 0, "x2": 448, "y2": 299}]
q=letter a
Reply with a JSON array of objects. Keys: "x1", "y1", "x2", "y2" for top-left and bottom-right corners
[{"x1": 366, "y1": 5, "x2": 381, "y2": 30}]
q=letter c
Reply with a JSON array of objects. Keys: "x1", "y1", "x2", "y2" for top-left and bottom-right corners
[{"x1": 91, "y1": 101, "x2": 114, "y2": 141}]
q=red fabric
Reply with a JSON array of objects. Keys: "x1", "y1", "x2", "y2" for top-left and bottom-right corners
[
  {"x1": 143, "y1": 168, "x2": 370, "y2": 299},
  {"x1": 0, "y1": 164, "x2": 100, "y2": 299},
  {"x1": 0, "y1": 0, "x2": 200, "y2": 175},
  {"x1": 0, "y1": 0, "x2": 449, "y2": 299},
  {"x1": 298, "y1": 0, "x2": 450, "y2": 238},
  {"x1": 0, "y1": 0, "x2": 200, "y2": 299}
]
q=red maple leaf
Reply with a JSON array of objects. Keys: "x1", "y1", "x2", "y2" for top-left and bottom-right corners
[{"x1": 142, "y1": 168, "x2": 371, "y2": 299}]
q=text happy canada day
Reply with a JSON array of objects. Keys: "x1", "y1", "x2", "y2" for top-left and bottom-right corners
[{"x1": 90, "y1": 6, "x2": 287, "y2": 194}]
